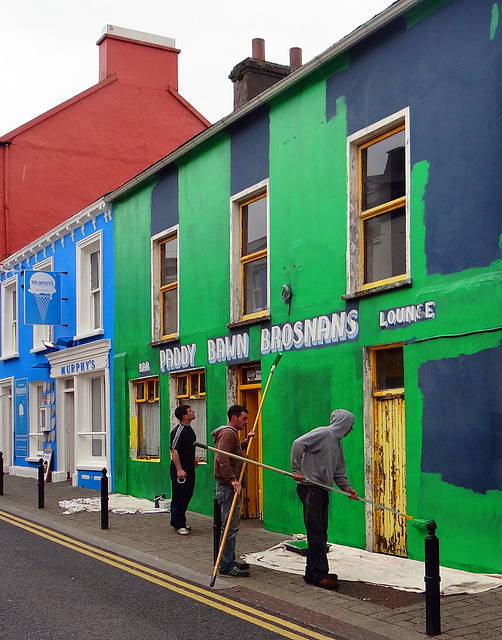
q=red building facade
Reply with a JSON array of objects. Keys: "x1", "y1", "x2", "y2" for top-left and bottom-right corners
[{"x1": 0, "y1": 25, "x2": 209, "y2": 261}]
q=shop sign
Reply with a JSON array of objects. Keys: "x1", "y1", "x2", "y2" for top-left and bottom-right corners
[
  {"x1": 379, "y1": 301, "x2": 436, "y2": 330},
  {"x1": 261, "y1": 309, "x2": 359, "y2": 355},
  {"x1": 207, "y1": 332, "x2": 249, "y2": 364},
  {"x1": 160, "y1": 343, "x2": 196, "y2": 373},
  {"x1": 53, "y1": 354, "x2": 108, "y2": 377},
  {"x1": 138, "y1": 361, "x2": 152, "y2": 377},
  {"x1": 24, "y1": 270, "x2": 62, "y2": 326}
]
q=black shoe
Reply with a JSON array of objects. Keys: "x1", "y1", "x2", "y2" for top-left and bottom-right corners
[
  {"x1": 304, "y1": 572, "x2": 338, "y2": 584},
  {"x1": 235, "y1": 562, "x2": 250, "y2": 570},
  {"x1": 219, "y1": 567, "x2": 250, "y2": 577}
]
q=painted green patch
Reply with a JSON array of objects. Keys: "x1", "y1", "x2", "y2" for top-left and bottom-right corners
[
  {"x1": 491, "y1": 3, "x2": 499, "y2": 39},
  {"x1": 406, "y1": 0, "x2": 452, "y2": 29}
]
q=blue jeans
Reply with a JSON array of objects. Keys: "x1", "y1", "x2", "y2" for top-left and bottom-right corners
[{"x1": 215, "y1": 483, "x2": 241, "y2": 574}]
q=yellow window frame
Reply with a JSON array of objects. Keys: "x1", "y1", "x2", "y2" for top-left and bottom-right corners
[
  {"x1": 134, "y1": 377, "x2": 160, "y2": 460},
  {"x1": 176, "y1": 370, "x2": 206, "y2": 400},
  {"x1": 358, "y1": 124, "x2": 406, "y2": 290},
  {"x1": 240, "y1": 192, "x2": 268, "y2": 320},
  {"x1": 159, "y1": 233, "x2": 178, "y2": 340}
]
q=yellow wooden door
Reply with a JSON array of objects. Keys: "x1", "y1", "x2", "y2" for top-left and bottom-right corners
[
  {"x1": 238, "y1": 364, "x2": 262, "y2": 519},
  {"x1": 371, "y1": 346, "x2": 407, "y2": 557}
]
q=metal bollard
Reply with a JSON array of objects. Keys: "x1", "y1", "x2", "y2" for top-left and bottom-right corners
[
  {"x1": 425, "y1": 519, "x2": 441, "y2": 636},
  {"x1": 37, "y1": 458, "x2": 44, "y2": 509},
  {"x1": 213, "y1": 498, "x2": 222, "y2": 565},
  {"x1": 0, "y1": 451, "x2": 4, "y2": 496},
  {"x1": 101, "y1": 468, "x2": 109, "y2": 530}
]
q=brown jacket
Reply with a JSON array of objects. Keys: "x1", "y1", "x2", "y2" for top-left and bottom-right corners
[{"x1": 213, "y1": 426, "x2": 248, "y2": 485}]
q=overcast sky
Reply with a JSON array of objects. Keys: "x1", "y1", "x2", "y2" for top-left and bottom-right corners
[{"x1": 2, "y1": 0, "x2": 394, "y2": 135}]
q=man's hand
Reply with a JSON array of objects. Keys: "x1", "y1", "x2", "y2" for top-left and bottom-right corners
[
  {"x1": 293, "y1": 473, "x2": 304, "y2": 482},
  {"x1": 177, "y1": 469, "x2": 187, "y2": 480},
  {"x1": 231, "y1": 480, "x2": 242, "y2": 494},
  {"x1": 347, "y1": 489, "x2": 358, "y2": 500}
]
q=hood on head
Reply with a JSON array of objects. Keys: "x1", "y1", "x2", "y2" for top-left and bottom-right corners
[{"x1": 329, "y1": 409, "x2": 355, "y2": 438}]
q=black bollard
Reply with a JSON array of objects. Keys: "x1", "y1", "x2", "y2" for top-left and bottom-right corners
[
  {"x1": 101, "y1": 468, "x2": 109, "y2": 530},
  {"x1": 213, "y1": 498, "x2": 222, "y2": 565},
  {"x1": 37, "y1": 458, "x2": 44, "y2": 509},
  {"x1": 425, "y1": 519, "x2": 441, "y2": 636},
  {"x1": 0, "y1": 451, "x2": 4, "y2": 496}
]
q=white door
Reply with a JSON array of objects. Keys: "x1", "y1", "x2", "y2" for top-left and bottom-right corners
[
  {"x1": 64, "y1": 387, "x2": 75, "y2": 481},
  {"x1": 0, "y1": 382, "x2": 13, "y2": 470}
]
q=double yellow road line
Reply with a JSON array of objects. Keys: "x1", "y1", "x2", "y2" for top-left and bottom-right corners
[{"x1": 0, "y1": 509, "x2": 336, "y2": 640}]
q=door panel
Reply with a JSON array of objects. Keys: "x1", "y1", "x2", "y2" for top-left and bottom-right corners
[{"x1": 372, "y1": 393, "x2": 407, "y2": 556}]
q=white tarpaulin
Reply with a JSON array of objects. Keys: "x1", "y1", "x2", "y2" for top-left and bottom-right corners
[
  {"x1": 244, "y1": 537, "x2": 502, "y2": 596},
  {"x1": 59, "y1": 494, "x2": 170, "y2": 515}
]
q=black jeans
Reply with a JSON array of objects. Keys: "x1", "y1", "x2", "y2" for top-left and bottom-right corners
[
  {"x1": 297, "y1": 484, "x2": 330, "y2": 582},
  {"x1": 170, "y1": 466, "x2": 195, "y2": 530}
]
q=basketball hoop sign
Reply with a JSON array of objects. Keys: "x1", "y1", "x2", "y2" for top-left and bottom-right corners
[{"x1": 24, "y1": 270, "x2": 63, "y2": 326}]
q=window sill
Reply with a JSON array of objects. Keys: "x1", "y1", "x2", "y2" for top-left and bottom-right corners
[
  {"x1": 74, "y1": 329, "x2": 104, "y2": 341},
  {"x1": 342, "y1": 278, "x2": 412, "y2": 300},
  {"x1": 26, "y1": 456, "x2": 44, "y2": 463},
  {"x1": 227, "y1": 314, "x2": 270, "y2": 329},
  {"x1": 149, "y1": 336, "x2": 180, "y2": 347},
  {"x1": 0, "y1": 352, "x2": 19, "y2": 362}
]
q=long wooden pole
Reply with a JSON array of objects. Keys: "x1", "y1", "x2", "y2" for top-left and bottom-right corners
[
  {"x1": 209, "y1": 353, "x2": 282, "y2": 587},
  {"x1": 198, "y1": 441, "x2": 415, "y2": 522}
]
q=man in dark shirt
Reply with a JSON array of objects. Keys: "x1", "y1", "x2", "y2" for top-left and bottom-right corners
[{"x1": 170, "y1": 404, "x2": 197, "y2": 535}]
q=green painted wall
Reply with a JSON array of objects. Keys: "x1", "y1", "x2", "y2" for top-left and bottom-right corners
[{"x1": 112, "y1": 0, "x2": 502, "y2": 574}]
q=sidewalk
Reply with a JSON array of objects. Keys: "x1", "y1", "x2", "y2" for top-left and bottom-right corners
[{"x1": 1, "y1": 474, "x2": 501, "y2": 640}]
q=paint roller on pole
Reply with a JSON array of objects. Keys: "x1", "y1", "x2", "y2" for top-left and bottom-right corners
[
  {"x1": 209, "y1": 352, "x2": 282, "y2": 588},
  {"x1": 197, "y1": 440, "x2": 426, "y2": 526}
]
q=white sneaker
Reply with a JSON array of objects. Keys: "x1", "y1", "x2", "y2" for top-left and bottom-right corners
[{"x1": 176, "y1": 527, "x2": 190, "y2": 535}]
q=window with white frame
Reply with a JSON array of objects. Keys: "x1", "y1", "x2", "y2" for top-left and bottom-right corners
[
  {"x1": 174, "y1": 369, "x2": 206, "y2": 461},
  {"x1": 230, "y1": 181, "x2": 269, "y2": 323},
  {"x1": 31, "y1": 258, "x2": 54, "y2": 352},
  {"x1": 346, "y1": 110, "x2": 409, "y2": 295},
  {"x1": 131, "y1": 377, "x2": 160, "y2": 459},
  {"x1": 29, "y1": 382, "x2": 45, "y2": 457},
  {"x1": 152, "y1": 229, "x2": 178, "y2": 341},
  {"x1": 76, "y1": 373, "x2": 107, "y2": 464},
  {"x1": 1, "y1": 276, "x2": 18, "y2": 358},
  {"x1": 76, "y1": 231, "x2": 102, "y2": 337}
]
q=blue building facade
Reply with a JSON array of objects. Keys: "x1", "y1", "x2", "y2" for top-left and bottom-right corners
[{"x1": 0, "y1": 199, "x2": 114, "y2": 490}]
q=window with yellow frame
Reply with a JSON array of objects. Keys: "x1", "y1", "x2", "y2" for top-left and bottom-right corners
[
  {"x1": 133, "y1": 377, "x2": 160, "y2": 459},
  {"x1": 175, "y1": 370, "x2": 207, "y2": 460},
  {"x1": 358, "y1": 125, "x2": 406, "y2": 289},
  {"x1": 159, "y1": 233, "x2": 178, "y2": 339},
  {"x1": 240, "y1": 192, "x2": 268, "y2": 318}
]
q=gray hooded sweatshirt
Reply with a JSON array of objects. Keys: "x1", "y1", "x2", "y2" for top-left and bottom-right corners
[{"x1": 291, "y1": 409, "x2": 355, "y2": 492}]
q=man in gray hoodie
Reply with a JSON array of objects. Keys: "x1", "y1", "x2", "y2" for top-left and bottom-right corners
[{"x1": 291, "y1": 409, "x2": 358, "y2": 590}]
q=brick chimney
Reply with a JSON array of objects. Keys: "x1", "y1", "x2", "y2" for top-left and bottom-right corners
[
  {"x1": 229, "y1": 39, "x2": 302, "y2": 110},
  {"x1": 97, "y1": 25, "x2": 180, "y2": 90}
]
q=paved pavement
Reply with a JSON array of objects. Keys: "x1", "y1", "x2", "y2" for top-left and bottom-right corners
[{"x1": 0, "y1": 474, "x2": 501, "y2": 640}]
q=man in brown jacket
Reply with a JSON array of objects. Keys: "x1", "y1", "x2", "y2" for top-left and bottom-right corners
[{"x1": 212, "y1": 404, "x2": 254, "y2": 577}]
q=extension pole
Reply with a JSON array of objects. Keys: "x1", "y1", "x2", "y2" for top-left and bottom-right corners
[
  {"x1": 209, "y1": 353, "x2": 282, "y2": 587},
  {"x1": 197, "y1": 441, "x2": 415, "y2": 522}
]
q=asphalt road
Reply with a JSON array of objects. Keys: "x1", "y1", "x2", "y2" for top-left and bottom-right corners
[{"x1": 0, "y1": 516, "x2": 342, "y2": 640}]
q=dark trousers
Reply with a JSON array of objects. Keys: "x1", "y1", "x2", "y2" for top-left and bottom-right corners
[
  {"x1": 170, "y1": 466, "x2": 195, "y2": 530},
  {"x1": 297, "y1": 484, "x2": 330, "y2": 582}
]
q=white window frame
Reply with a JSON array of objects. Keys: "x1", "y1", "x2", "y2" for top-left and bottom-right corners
[
  {"x1": 28, "y1": 381, "x2": 45, "y2": 459},
  {"x1": 230, "y1": 179, "x2": 270, "y2": 324},
  {"x1": 75, "y1": 230, "x2": 103, "y2": 340},
  {"x1": 346, "y1": 108, "x2": 410, "y2": 297},
  {"x1": 74, "y1": 372, "x2": 108, "y2": 467},
  {"x1": 1, "y1": 276, "x2": 19, "y2": 359},
  {"x1": 151, "y1": 226, "x2": 179, "y2": 342},
  {"x1": 31, "y1": 257, "x2": 54, "y2": 353}
]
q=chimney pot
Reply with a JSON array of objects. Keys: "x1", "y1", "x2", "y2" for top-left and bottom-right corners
[
  {"x1": 289, "y1": 47, "x2": 302, "y2": 69},
  {"x1": 252, "y1": 38, "x2": 266, "y2": 60}
]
